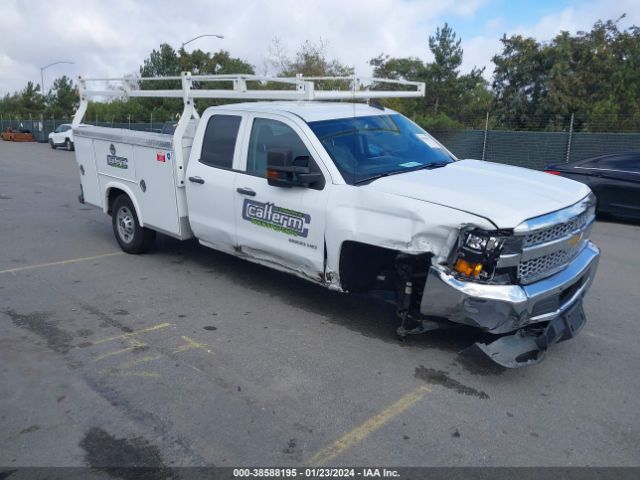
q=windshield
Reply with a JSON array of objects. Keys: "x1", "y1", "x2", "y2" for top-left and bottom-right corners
[{"x1": 307, "y1": 114, "x2": 455, "y2": 185}]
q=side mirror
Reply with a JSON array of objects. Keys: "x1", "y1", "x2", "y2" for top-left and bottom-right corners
[{"x1": 266, "y1": 150, "x2": 323, "y2": 189}]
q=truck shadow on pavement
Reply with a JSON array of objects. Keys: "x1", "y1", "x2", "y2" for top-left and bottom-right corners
[{"x1": 154, "y1": 236, "x2": 504, "y2": 375}]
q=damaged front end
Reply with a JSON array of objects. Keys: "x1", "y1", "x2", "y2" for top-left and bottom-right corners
[
  {"x1": 418, "y1": 194, "x2": 599, "y2": 368},
  {"x1": 470, "y1": 300, "x2": 587, "y2": 367}
]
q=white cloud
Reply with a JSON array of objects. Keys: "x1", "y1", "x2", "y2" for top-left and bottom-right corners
[
  {"x1": 460, "y1": 35, "x2": 501, "y2": 79},
  {"x1": 0, "y1": 0, "x2": 487, "y2": 95},
  {"x1": 1, "y1": 0, "x2": 638, "y2": 95},
  {"x1": 460, "y1": 0, "x2": 640, "y2": 80}
]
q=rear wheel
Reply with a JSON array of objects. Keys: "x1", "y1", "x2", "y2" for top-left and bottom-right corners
[{"x1": 111, "y1": 195, "x2": 155, "y2": 254}]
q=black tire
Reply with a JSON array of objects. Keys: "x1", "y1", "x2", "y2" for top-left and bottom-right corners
[
  {"x1": 111, "y1": 195, "x2": 155, "y2": 254},
  {"x1": 50, "y1": 139, "x2": 56, "y2": 149},
  {"x1": 65, "y1": 138, "x2": 74, "y2": 151}
]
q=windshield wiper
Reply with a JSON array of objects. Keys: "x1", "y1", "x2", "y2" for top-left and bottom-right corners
[{"x1": 353, "y1": 162, "x2": 449, "y2": 185}]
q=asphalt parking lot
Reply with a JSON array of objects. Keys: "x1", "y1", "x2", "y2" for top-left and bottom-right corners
[{"x1": 1, "y1": 141, "x2": 639, "y2": 469}]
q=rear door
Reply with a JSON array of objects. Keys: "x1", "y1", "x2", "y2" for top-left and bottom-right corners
[
  {"x1": 234, "y1": 113, "x2": 330, "y2": 279},
  {"x1": 186, "y1": 111, "x2": 246, "y2": 253}
]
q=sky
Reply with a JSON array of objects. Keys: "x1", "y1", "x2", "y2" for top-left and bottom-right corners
[{"x1": 1, "y1": 0, "x2": 639, "y2": 96}]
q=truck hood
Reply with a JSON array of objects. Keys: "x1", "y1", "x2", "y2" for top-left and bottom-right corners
[{"x1": 360, "y1": 159, "x2": 592, "y2": 228}]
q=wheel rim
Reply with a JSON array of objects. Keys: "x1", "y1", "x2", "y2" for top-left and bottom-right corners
[
  {"x1": 116, "y1": 206, "x2": 135, "y2": 244},
  {"x1": 66, "y1": 140, "x2": 71, "y2": 149}
]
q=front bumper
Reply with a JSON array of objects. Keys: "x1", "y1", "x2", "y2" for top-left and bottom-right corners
[{"x1": 420, "y1": 241, "x2": 600, "y2": 334}]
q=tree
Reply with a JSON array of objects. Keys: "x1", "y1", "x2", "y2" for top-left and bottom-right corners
[
  {"x1": 178, "y1": 48, "x2": 254, "y2": 75},
  {"x1": 46, "y1": 76, "x2": 78, "y2": 118},
  {"x1": 369, "y1": 55, "x2": 427, "y2": 116},
  {"x1": 370, "y1": 23, "x2": 489, "y2": 127},
  {"x1": 273, "y1": 38, "x2": 353, "y2": 77},
  {"x1": 0, "y1": 83, "x2": 46, "y2": 118},
  {"x1": 491, "y1": 35, "x2": 547, "y2": 129},
  {"x1": 266, "y1": 38, "x2": 354, "y2": 91},
  {"x1": 491, "y1": 17, "x2": 640, "y2": 131},
  {"x1": 427, "y1": 23, "x2": 462, "y2": 115},
  {"x1": 140, "y1": 43, "x2": 182, "y2": 78},
  {"x1": 132, "y1": 43, "x2": 256, "y2": 118},
  {"x1": 20, "y1": 82, "x2": 45, "y2": 114}
]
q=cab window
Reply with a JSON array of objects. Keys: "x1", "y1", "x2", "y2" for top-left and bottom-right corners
[
  {"x1": 200, "y1": 115, "x2": 242, "y2": 169},
  {"x1": 246, "y1": 118, "x2": 324, "y2": 189}
]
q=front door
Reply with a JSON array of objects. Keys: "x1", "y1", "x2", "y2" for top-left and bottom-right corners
[{"x1": 234, "y1": 114, "x2": 330, "y2": 280}]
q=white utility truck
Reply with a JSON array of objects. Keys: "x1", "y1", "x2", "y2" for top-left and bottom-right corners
[{"x1": 72, "y1": 72, "x2": 599, "y2": 367}]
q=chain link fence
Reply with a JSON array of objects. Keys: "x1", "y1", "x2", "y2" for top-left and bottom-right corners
[
  {"x1": 3, "y1": 112, "x2": 639, "y2": 170},
  {"x1": 0, "y1": 116, "x2": 171, "y2": 143},
  {"x1": 428, "y1": 113, "x2": 640, "y2": 169}
]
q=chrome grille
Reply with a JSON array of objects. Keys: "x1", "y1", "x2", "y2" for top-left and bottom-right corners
[
  {"x1": 518, "y1": 245, "x2": 582, "y2": 284},
  {"x1": 512, "y1": 196, "x2": 596, "y2": 284},
  {"x1": 523, "y1": 208, "x2": 592, "y2": 248}
]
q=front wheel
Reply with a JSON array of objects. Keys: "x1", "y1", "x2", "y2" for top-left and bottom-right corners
[
  {"x1": 50, "y1": 139, "x2": 56, "y2": 149},
  {"x1": 65, "y1": 138, "x2": 74, "y2": 151},
  {"x1": 111, "y1": 195, "x2": 155, "y2": 254}
]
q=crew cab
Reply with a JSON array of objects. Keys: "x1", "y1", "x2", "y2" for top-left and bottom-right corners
[{"x1": 71, "y1": 73, "x2": 600, "y2": 367}]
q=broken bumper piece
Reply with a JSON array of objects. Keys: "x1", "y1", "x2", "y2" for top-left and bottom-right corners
[
  {"x1": 420, "y1": 242, "x2": 599, "y2": 334},
  {"x1": 471, "y1": 301, "x2": 587, "y2": 368},
  {"x1": 419, "y1": 242, "x2": 599, "y2": 367}
]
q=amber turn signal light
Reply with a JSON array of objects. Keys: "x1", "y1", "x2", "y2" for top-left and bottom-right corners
[{"x1": 454, "y1": 258, "x2": 483, "y2": 277}]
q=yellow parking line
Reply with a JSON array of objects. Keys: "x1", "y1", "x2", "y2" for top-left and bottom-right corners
[
  {"x1": 92, "y1": 346, "x2": 139, "y2": 362},
  {"x1": 173, "y1": 336, "x2": 213, "y2": 355},
  {"x1": 117, "y1": 354, "x2": 163, "y2": 370},
  {"x1": 307, "y1": 385, "x2": 431, "y2": 466},
  {"x1": 0, "y1": 252, "x2": 124, "y2": 274},
  {"x1": 92, "y1": 323, "x2": 173, "y2": 345},
  {"x1": 103, "y1": 370, "x2": 161, "y2": 378}
]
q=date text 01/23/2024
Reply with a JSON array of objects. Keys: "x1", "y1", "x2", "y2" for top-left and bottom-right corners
[{"x1": 232, "y1": 468, "x2": 400, "y2": 478}]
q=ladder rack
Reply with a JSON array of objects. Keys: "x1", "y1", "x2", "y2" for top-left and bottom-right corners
[
  {"x1": 76, "y1": 72, "x2": 424, "y2": 103},
  {"x1": 72, "y1": 73, "x2": 425, "y2": 185}
]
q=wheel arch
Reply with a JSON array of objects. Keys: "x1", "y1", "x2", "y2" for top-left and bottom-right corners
[
  {"x1": 104, "y1": 183, "x2": 145, "y2": 227},
  {"x1": 338, "y1": 240, "x2": 402, "y2": 293}
]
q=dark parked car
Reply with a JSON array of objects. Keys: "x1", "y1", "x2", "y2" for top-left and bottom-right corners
[
  {"x1": 545, "y1": 152, "x2": 640, "y2": 221},
  {"x1": 160, "y1": 121, "x2": 177, "y2": 135}
]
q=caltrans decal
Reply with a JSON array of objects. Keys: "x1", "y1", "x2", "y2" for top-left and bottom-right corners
[{"x1": 242, "y1": 199, "x2": 310, "y2": 238}]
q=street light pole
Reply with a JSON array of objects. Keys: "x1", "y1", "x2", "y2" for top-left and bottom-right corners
[
  {"x1": 180, "y1": 34, "x2": 224, "y2": 50},
  {"x1": 40, "y1": 61, "x2": 75, "y2": 96}
]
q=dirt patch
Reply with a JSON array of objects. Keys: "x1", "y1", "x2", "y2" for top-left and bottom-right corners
[
  {"x1": 414, "y1": 366, "x2": 489, "y2": 399},
  {"x1": 5, "y1": 309, "x2": 73, "y2": 354},
  {"x1": 77, "y1": 328, "x2": 94, "y2": 337},
  {"x1": 80, "y1": 427, "x2": 173, "y2": 480},
  {"x1": 81, "y1": 303, "x2": 132, "y2": 333},
  {"x1": 19, "y1": 425, "x2": 40, "y2": 434}
]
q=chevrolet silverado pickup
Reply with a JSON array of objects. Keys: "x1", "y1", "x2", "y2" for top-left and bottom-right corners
[{"x1": 71, "y1": 73, "x2": 599, "y2": 367}]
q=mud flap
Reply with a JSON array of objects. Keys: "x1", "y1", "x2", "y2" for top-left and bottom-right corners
[{"x1": 470, "y1": 302, "x2": 587, "y2": 368}]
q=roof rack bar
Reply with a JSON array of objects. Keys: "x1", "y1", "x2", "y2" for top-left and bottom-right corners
[
  {"x1": 76, "y1": 72, "x2": 425, "y2": 102},
  {"x1": 73, "y1": 71, "x2": 425, "y2": 132}
]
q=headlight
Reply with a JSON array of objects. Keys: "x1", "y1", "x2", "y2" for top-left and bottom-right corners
[{"x1": 453, "y1": 230, "x2": 506, "y2": 280}]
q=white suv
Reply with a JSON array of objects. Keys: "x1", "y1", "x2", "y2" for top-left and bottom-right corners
[{"x1": 49, "y1": 124, "x2": 83, "y2": 150}]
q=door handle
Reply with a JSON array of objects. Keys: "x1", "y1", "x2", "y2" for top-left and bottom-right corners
[
  {"x1": 188, "y1": 176, "x2": 205, "y2": 184},
  {"x1": 236, "y1": 187, "x2": 256, "y2": 196}
]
